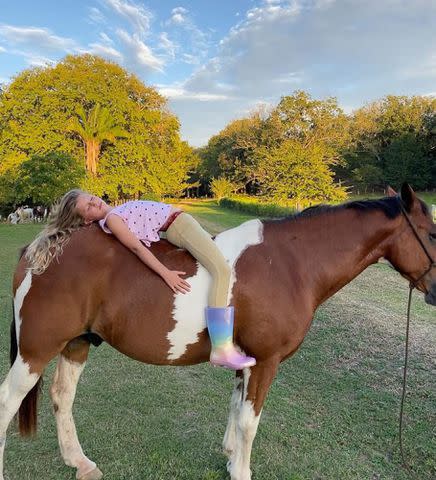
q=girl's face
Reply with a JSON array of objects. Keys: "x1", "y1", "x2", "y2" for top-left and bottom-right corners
[{"x1": 76, "y1": 193, "x2": 110, "y2": 224}]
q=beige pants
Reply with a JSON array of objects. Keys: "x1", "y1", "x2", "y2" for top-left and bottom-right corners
[{"x1": 166, "y1": 213, "x2": 231, "y2": 307}]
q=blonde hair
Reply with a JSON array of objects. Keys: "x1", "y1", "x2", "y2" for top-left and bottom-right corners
[{"x1": 25, "y1": 189, "x2": 86, "y2": 274}]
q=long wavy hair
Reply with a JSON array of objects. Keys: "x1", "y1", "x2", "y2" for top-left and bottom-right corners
[{"x1": 25, "y1": 189, "x2": 86, "y2": 274}]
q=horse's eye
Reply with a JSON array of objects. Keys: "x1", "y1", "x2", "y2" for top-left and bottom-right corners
[{"x1": 429, "y1": 233, "x2": 436, "y2": 243}]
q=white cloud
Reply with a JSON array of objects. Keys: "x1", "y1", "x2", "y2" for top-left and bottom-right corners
[
  {"x1": 99, "y1": 32, "x2": 113, "y2": 44},
  {"x1": 182, "y1": 53, "x2": 200, "y2": 65},
  {"x1": 184, "y1": 0, "x2": 436, "y2": 106},
  {"x1": 24, "y1": 54, "x2": 56, "y2": 67},
  {"x1": 401, "y1": 55, "x2": 436, "y2": 79},
  {"x1": 167, "y1": 0, "x2": 436, "y2": 146},
  {"x1": 88, "y1": 7, "x2": 106, "y2": 24},
  {"x1": 0, "y1": 24, "x2": 76, "y2": 51},
  {"x1": 158, "y1": 84, "x2": 232, "y2": 101},
  {"x1": 102, "y1": 0, "x2": 152, "y2": 36},
  {"x1": 87, "y1": 42, "x2": 123, "y2": 61},
  {"x1": 167, "y1": 7, "x2": 189, "y2": 26},
  {"x1": 116, "y1": 29, "x2": 163, "y2": 72},
  {"x1": 0, "y1": 45, "x2": 6, "y2": 53},
  {"x1": 164, "y1": 6, "x2": 210, "y2": 62},
  {"x1": 273, "y1": 71, "x2": 303, "y2": 84},
  {"x1": 158, "y1": 32, "x2": 177, "y2": 59}
]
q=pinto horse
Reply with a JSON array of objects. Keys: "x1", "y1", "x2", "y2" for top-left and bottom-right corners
[{"x1": 1, "y1": 184, "x2": 436, "y2": 480}]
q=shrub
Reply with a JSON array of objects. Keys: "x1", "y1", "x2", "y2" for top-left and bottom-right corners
[{"x1": 210, "y1": 177, "x2": 240, "y2": 200}]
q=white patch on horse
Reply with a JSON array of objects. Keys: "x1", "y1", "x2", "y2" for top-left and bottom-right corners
[
  {"x1": 229, "y1": 400, "x2": 261, "y2": 480},
  {"x1": 227, "y1": 368, "x2": 261, "y2": 480},
  {"x1": 223, "y1": 375, "x2": 244, "y2": 456},
  {"x1": 1, "y1": 270, "x2": 38, "y2": 480},
  {"x1": 167, "y1": 219, "x2": 264, "y2": 360},
  {"x1": 13, "y1": 270, "x2": 32, "y2": 348},
  {"x1": 0, "y1": 355, "x2": 39, "y2": 479}
]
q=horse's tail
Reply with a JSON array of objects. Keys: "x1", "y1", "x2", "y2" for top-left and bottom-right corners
[{"x1": 11, "y1": 288, "x2": 42, "y2": 437}]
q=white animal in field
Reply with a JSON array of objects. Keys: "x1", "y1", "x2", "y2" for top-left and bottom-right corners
[
  {"x1": 7, "y1": 212, "x2": 19, "y2": 224},
  {"x1": 16, "y1": 207, "x2": 34, "y2": 223}
]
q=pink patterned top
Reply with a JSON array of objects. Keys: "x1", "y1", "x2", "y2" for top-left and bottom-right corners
[{"x1": 99, "y1": 200, "x2": 172, "y2": 247}]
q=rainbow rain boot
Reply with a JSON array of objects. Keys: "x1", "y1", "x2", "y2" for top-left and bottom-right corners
[{"x1": 206, "y1": 306, "x2": 256, "y2": 370}]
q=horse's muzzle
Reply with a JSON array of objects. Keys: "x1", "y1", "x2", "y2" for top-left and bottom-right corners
[{"x1": 424, "y1": 283, "x2": 436, "y2": 306}]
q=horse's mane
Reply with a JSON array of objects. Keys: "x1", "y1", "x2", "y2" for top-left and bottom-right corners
[{"x1": 267, "y1": 196, "x2": 406, "y2": 225}]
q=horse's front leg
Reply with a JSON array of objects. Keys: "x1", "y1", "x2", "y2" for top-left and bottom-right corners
[
  {"x1": 226, "y1": 359, "x2": 279, "y2": 480},
  {"x1": 223, "y1": 371, "x2": 243, "y2": 458}
]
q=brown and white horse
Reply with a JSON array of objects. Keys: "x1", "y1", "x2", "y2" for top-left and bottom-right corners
[{"x1": 1, "y1": 184, "x2": 436, "y2": 480}]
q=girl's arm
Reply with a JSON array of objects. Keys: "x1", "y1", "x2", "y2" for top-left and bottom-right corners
[{"x1": 105, "y1": 214, "x2": 191, "y2": 294}]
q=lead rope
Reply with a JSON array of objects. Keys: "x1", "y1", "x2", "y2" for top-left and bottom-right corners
[{"x1": 398, "y1": 284, "x2": 413, "y2": 472}]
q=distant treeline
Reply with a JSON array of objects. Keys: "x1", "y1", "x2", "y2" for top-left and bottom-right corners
[
  {"x1": 0, "y1": 54, "x2": 434, "y2": 210},
  {"x1": 196, "y1": 91, "x2": 436, "y2": 206}
]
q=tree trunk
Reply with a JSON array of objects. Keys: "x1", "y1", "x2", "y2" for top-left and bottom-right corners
[{"x1": 85, "y1": 139, "x2": 101, "y2": 175}]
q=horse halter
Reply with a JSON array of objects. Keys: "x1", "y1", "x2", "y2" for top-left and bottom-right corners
[{"x1": 399, "y1": 200, "x2": 436, "y2": 289}]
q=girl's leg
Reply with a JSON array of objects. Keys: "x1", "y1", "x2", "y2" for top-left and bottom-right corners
[
  {"x1": 166, "y1": 213, "x2": 230, "y2": 307},
  {"x1": 166, "y1": 213, "x2": 256, "y2": 369}
]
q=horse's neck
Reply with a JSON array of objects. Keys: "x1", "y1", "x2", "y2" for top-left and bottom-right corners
[{"x1": 280, "y1": 209, "x2": 396, "y2": 305}]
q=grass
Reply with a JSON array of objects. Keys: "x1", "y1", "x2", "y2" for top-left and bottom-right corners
[{"x1": 0, "y1": 204, "x2": 435, "y2": 480}]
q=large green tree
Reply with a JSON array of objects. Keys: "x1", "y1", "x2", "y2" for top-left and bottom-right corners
[
  {"x1": 0, "y1": 54, "x2": 193, "y2": 202},
  {"x1": 199, "y1": 91, "x2": 350, "y2": 201}
]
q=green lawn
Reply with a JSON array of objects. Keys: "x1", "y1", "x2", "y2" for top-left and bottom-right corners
[{"x1": 0, "y1": 204, "x2": 435, "y2": 480}]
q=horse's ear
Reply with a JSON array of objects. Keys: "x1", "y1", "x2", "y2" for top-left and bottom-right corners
[
  {"x1": 385, "y1": 186, "x2": 397, "y2": 197},
  {"x1": 400, "y1": 183, "x2": 416, "y2": 212}
]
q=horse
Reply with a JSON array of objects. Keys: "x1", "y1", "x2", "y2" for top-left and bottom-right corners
[
  {"x1": 15, "y1": 206, "x2": 34, "y2": 223},
  {"x1": 32, "y1": 206, "x2": 45, "y2": 223},
  {"x1": 1, "y1": 183, "x2": 436, "y2": 480},
  {"x1": 7, "y1": 212, "x2": 18, "y2": 225}
]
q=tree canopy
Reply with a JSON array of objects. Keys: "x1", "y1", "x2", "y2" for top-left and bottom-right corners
[
  {"x1": 199, "y1": 91, "x2": 436, "y2": 200},
  {"x1": 199, "y1": 91, "x2": 349, "y2": 204},
  {"x1": 0, "y1": 54, "x2": 196, "y2": 204}
]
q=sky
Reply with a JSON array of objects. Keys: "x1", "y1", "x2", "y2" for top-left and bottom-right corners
[{"x1": 0, "y1": 0, "x2": 435, "y2": 147}]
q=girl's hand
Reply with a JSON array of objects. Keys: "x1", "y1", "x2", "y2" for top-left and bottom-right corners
[{"x1": 163, "y1": 270, "x2": 191, "y2": 294}]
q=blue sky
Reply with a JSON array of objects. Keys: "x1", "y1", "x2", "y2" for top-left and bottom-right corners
[{"x1": 0, "y1": 0, "x2": 435, "y2": 146}]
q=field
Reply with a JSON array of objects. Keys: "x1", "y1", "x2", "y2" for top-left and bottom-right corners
[{"x1": 0, "y1": 201, "x2": 435, "y2": 480}]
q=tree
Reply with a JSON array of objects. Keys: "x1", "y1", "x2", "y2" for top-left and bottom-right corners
[
  {"x1": 199, "y1": 111, "x2": 266, "y2": 193},
  {"x1": 67, "y1": 104, "x2": 127, "y2": 175},
  {"x1": 253, "y1": 91, "x2": 349, "y2": 203},
  {"x1": 0, "y1": 54, "x2": 193, "y2": 202},
  {"x1": 255, "y1": 140, "x2": 347, "y2": 208},
  {"x1": 268, "y1": 90, "x2": 350, "y2": 151},
  {"x1": 383, "y1": 134, "x2": 431, "y2": 190},
  {"x1": 210, "y1": 177, "x2": 240, "y2": 200},
  {"x1": 343, "y1": 95, "x2": 436, "y2": 190},
  {"x1": 142, "y1": 141, "x2": 199, "y2": 199},
  {"x1": 16, "y1": 152, "x2": 85, "y2": 205},
  {"x1": 199, "y1": 91, "x2": 349, "y2": 201}
]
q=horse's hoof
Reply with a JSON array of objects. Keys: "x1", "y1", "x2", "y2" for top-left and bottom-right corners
[{"x1": 78, "y1": 467, "x2": 103, "y2": 480}]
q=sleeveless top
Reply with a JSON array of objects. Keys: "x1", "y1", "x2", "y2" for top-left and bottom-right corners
[{"x1": 99, "y1": 200, "x2": 172, "y2": 247}]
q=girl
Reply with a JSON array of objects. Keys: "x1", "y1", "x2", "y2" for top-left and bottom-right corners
[{"x1": 26, "y1": 189, "x2": 256, "y2": 370}]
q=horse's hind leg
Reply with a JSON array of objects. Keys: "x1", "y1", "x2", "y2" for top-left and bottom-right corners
[
  {"x1": 50, "y1": 338, "x2": 103, "y2": 480},
  {"x1": 0, "y1": 357, "x2": 41, "y2": 480}
]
